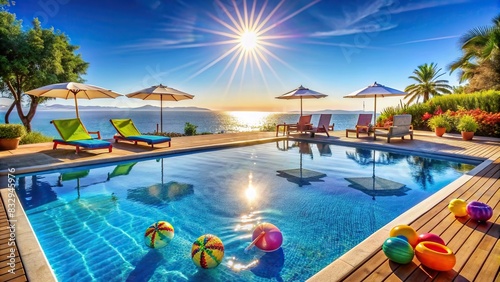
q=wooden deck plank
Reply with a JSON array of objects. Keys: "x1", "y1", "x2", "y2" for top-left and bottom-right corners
[
  {"x1": 475, "y1": 239, "x2": 500, "y2": 282},
  {"x1": 458, "y1": 210, "x2": 500, "y2": 281}
]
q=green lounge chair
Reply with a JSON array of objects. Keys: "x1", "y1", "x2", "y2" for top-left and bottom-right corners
[
  {"x1": 109, "y1": 119, "x2": 171, "y2": 148},
  {"x1": 51, "y1": 118, "x2": 112, "y2": 154}
]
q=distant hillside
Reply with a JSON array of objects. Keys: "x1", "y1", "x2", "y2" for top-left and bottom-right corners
[{"x1": 37, "y1": 104, "x2": 211, "y2": 111}]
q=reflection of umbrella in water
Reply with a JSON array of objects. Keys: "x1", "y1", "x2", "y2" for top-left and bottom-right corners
[
  {"x1": 57, "y1": 169, "x2": 108, "y2": 199},
  {"x1": 277, "y1": 142, "x2": 327, "y2": 187},
  {"x1": 127, "y1": 159, "x2": 193, "y2": 205},
  {"x1": 345, "y1": 149, "x2": 409, "y2": 200}
]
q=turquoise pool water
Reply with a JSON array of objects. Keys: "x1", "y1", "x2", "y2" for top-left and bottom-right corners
[{"x1": 15, "y1": 141, "x2": 477, "y2": 281}]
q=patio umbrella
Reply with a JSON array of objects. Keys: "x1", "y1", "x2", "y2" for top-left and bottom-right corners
[
  {"x1": 343, "y1": 82, "x2": 407, "y2": 125},
  {"x1": 276, "y1": 85, "x2": 328, "y2": 116},
  {"x1": 25, "y1": 82, "x2": 121, "y2": 118},
  {"x1": 345, "y1": 149, "x2": 409, "y2": 200},
  {"x1": 276, "y1": 141, "x2": 327, "y2": 187},
  {"x1": 126, "y1": 84, "x2": 194, "y2": 133}
]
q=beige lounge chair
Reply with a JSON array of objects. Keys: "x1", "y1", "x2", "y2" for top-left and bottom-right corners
[
  {"x1": 287, "y1": 115, "x2": 313, "y2": 134},
  {"x1": 374, "y1": 114, "x2": 413, "y2": 143},
  {"x1": 305, "y1": 114, "x2": 334, "y2": 137},
  {"x1": 346, "y1": 113, "x2": 373, "y2": 138}
]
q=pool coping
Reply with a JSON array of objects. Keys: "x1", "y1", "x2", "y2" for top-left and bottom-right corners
[{"x1": 1, "y1": 133, "x2": 495, "y2": 281}]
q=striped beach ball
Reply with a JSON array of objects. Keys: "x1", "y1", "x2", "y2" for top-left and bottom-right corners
[
  {"x1": 144, "y1": 221, "x2": 175, "y2": 249},
  {"x1": 191, "y1": 234, "x2": 225, "y2": 269}
]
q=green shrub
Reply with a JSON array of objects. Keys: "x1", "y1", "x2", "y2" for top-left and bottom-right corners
[
  {"x1": 427, "y1": 115, "x2": 452, "y2": 131},
  {"x1": 184, "y1": 122, "x2": 198, "y2": 136},
  {"x1": 19, "y1": 131, "x2": 53, "y2": 145},
  {"x1": 456, "y1": 115, "x2": 479, "y2": 133},
  {"x1": 260, "y1": 123, "x2": 276, "y2": 132},
  {"x1": 0, "y1": 124, "x2": 26, "y2": 139}
]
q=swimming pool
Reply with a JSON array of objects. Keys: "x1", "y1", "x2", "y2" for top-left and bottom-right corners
[{"x1": 15, "y1": 141, "x2": 477, "y2": 281}]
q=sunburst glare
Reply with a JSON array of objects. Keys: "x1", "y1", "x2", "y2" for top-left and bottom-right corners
[{"x1": 185, "y1": 0, "x2": 321, "y2": 91}]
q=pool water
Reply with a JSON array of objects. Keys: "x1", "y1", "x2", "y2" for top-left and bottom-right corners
[{"x1": 15, "y1": 141, "x2": 476, "y2": 281}]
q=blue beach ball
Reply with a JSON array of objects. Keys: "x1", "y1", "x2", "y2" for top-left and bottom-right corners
[{"x1": 382, "y1": 237, "x2": 414, "y2": 264}]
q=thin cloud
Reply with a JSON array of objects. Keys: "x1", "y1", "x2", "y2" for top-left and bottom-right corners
[
  {"x1": 393, "y1": 35, "x2": 460, "y2": 45},
  {"x1": 308, "y1": 0, "x2": 471, "y2": 38},
  {"x1": 390, "y1": 0, "x2": 472, "y2": 14},
  {"x1": 311, "y1": 24, "x2": 397, "y2": 37}
]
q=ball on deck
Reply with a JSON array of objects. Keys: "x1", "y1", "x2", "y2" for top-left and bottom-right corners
[
  {"x1": 417, "y1": 233, "x2": 446, "y2": 245},
  {"x1": 466, "y1": 201, "x2": 493, "y2": 222},
  {"x1": 144, "y1": 221, "x2": 174, "y2": 249},
  {"x1": 389, "y1": 225, "x2": 418, "y2": 248},
  {"x1": 448, "y1": 199, "x2": 468, "y2": 217},
  {"x1": 252, "y1": 223, "x2": 283, "y2": 252},
  {"x1": 191, "y1": 234, "x2": 225, "y2": 269},
  {"x1": 382, "y1": 237, "x2": 414, "y2": 264}
]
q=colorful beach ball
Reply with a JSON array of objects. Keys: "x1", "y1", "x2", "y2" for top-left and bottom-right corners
[
  {"x1": 251, "y1": 223, "x2": 283, "y2": 252},
  {"x1": 144, "y1": 221, "x2": 174, "y2": 249},
  {"x1": 191, "y1": 234, "x2": 225, "y2": 269}
]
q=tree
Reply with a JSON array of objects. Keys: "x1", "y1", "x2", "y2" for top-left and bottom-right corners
[
  {"x1": 0, "y1": 11, "x2": 88, "y2": 131},
  {"x1": 404, "y1": 63, "x2": 452, "y2": 104},
  {"x1": 448, "y1": 14, "x2": 500, "y2": 91}
]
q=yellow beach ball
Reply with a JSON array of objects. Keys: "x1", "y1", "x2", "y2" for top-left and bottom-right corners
[
  {"x1": 191, "y1": 234, "x2": 225, "y2": 269},
  {"x1": 144, "y1": 221, "x2": 174, "y2": 249},
  {"x1": 389, "y1": 225, "x2": 418, "y2": 248},
  {"x1": 448, "y1": 199, "x2": 468, "y2": 217}
]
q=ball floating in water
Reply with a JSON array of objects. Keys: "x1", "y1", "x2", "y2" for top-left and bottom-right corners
[
  {"x1": 389, "y1": 225, "x2": 418, "y2": 248},
  {"x1": 250, "y1": 223, "x2": 283, "y2": 252},
  {"x1": 382, "y1": 237, "x2": 414, "y2": 264},
  {"x1": 466, "y1": 201, "x2": 493, "y2": 222},
  {"x1": 448, "y1": 199, "x2": 468, "y2": 217},
  {"x1": 417, "y1": 233, "x2": 445, "y2": 246},
  {"x1": 191, "y1": 234, "x2": 225, "y2": 269},
  {"x1": 144, "y1": 221, "x2": 174, "y2": 249},
  {"x1": 415, "y1": 241, "x2": 456, "y2": 271}
]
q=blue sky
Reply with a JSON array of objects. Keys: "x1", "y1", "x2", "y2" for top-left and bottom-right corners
[{"x1": 3, "y1": 0, "x2": 499, "y2": 112}]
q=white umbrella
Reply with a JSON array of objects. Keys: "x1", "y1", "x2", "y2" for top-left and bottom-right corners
[
  {"x1": 126, "y1": 84, "x2": 194, "y2": 133},
  {"x1": 276, "y1": 85, "x2": 328, "y2": 116},
  {"x1": 26, "y1": 82, "x2": 122, "y2": 118},
  {"x1": 343, "y1": 82, "x2": 407, "y2": 125}
]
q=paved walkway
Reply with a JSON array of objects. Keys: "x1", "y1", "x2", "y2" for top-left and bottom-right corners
[{"x1": 0, "y1": 130, "x2": 499, "y2": 281}]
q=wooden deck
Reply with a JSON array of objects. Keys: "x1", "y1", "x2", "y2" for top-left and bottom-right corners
[
  {"x1": 0, "y1": 194, "x2": 28, "y2": 282},
  {"x1": 340, "y1": 158, "x2": 499, "y2": 282},
  {"x1": 0, "y1": 130, "x2": 499, "y2": 281},
  {"x1": 305, "y1": 132, "x2": 500, "y2": 282}
]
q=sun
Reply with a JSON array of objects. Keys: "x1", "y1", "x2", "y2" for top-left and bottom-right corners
[{"x1": 240, "y1": 30, "x2": 258, "y2": 50}]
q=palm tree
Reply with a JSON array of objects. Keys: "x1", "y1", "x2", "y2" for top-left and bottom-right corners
[
  {"x1": 449, "y1": 14, "x2": 500, "y2": 84},
  {"x1": 404, "y1": 63, "x2": 452, "y2": 104}
]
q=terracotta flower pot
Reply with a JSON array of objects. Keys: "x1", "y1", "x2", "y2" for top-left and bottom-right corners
[
  {"x1": 434, "y1": 127, "x2": 446, "y2": 137},
  {"x1": 0, "y1": 137, "x2": 21, "y2": 150},
  {"x1": 461, "y1": 131, "x2": 474, "y2": 141}
]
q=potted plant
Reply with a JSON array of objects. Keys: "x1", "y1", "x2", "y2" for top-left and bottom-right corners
[
  {"x1": 456, "y1": 115, "x2": 478, "y2": 140},
  {"x1": 0, "y1": 124, "x2": 26, "y2": 150},
  {"x1": 427, "y1": 115, "x2": 451, "y2": 137}
]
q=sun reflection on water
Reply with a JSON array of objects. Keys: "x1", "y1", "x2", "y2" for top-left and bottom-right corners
[{"x1": 227, "y1": 111, "x2": 273, "y2": 131}]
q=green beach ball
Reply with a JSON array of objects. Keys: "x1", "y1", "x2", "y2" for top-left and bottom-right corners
[{"x1": 382, "y1": 237, "x2": 414, "y2": 264}]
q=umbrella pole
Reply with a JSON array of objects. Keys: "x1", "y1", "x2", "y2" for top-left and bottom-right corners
[
  {"x1": 300, "y1": 96, "x2": 303, "y2": 117},
  {"x1": 74, "y1": 94, "x2": 79, "y2": 118},
  {"x1": 373, "y1": 95, "x2": 377, "y2": 125},
  {"x1": 160, "y1": 95, "x2": 163, "y2": 133}
]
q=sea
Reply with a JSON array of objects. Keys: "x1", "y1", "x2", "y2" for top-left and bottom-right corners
[{"x1": 0, "y1": 110, "x2": 364, "y2": 139}]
